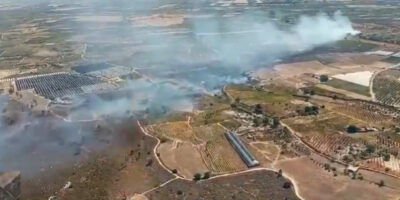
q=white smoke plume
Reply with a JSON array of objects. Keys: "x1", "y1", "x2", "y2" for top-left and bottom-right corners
[{"x1": 0, "y1": 0, "x2": 360, "y2": 174}]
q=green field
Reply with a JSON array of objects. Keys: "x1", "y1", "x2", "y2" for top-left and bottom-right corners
[
  {"x1": 324, "y1": 78, "x2": 371, "y2": 97},
  {"x1": 226, "y1": 85, "x2": 294, "y2": 104}
]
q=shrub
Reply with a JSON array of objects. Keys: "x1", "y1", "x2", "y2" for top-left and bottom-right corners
[
  {"x1": 283, "y1": 182, "x2": 291, "y2": 189},
  {"x1": 193, "y1": 173, "x2": 202, "y2": 181},
  {"x1": 203, "y1": 172, "x2": 211, "y2": 179},
  {"x1": 346, "y1": 125, "x2": 358, "y2": 133},
  {"x1": 320, "y1": 75, "x2": 329, "y2": 82},
  {"x1": 383, "y1": 153, "x2": 390, "y2": 161},
  {"x1": 254, "y1": 104, "x2": 263, "y2": 114},
  {"x1": 304, "y1": 106, "x2": 319, "y2": 115},
  {"x1": 378, "y1": 180, "x2": 385, "y2": 187},
  {"x1": 366, "y1": 144, "x2": 375, "y2": 153}
]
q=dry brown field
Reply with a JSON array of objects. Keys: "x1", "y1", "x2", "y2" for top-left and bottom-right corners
[
  {"x1": 275, "y1": 157, "x2": 400, "y2": 200},
  {"x1": 157, "y1": 141, "x2": 208, "y2": 179}
]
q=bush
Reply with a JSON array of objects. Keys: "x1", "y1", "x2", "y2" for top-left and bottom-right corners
[
  {"x1": 304, "y1": 106, "x2": 319, "y2": 115},
  {"x1": 378, "y1": 180, "x2": 385, "y2": 187},
  {"x1": 254, "y1": 104, "x2": 263, "y2": 114},
  {"x1": 203, "y1": 172, "x2": 211, "y2": 179},
  {"x1": 383, "y1": 153, "x2": 390, "y2": 161},
  {"x1": 346, "y1": 125, "x2": 358, "y2": 133},
  {"x1": 253, "y1": 118, "x2": 261, "y2": 127},
  {"x1": 366, "y1": 144, "x2": 375, "y2": 153},
  {"x1": 320, "y1": 75, "x2": 329, "y2": 82},
  {"x1": 283, "y1": 182, "x2": 291, "y2": 189},
  {"x1": 193, "y1": 173, "x2": 202, "y2": 181}
]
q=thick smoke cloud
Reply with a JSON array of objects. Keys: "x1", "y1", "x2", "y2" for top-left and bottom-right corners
[
  {"x1": 0, "y1": 0, "x2": 359, "y2": 174},
  {"x1": 190, "y1": 10, "x2": 357, "y2": 70}
]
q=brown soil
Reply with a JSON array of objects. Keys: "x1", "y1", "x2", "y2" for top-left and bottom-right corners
[
  {"x1": 275, "y1": 157, "x2": 400, "y2": 200},
  {"x1": 157, "y1": 141, "x2": 208, "y2": 179},
  {"x1": 146, "y1": 170, "x2": 300, "y2": 200}
]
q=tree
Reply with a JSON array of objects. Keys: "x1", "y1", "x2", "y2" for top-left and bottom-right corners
[
  {"x1": 254, "y1": 104, "x2": 263, "y2": 114},
  {"x1": 383, "y1": 153, "x2": 390, "y2": 161},
  {"x1": 253, "y1": 118, "x2": 260, "y2": 127},
  {"x1": 346, "y1": 125, "x2": 358, "y2": 133},
  {"x1": 203, "y1": 171, "x2": 211, "y2": 179},
  {"x1": 277, "y1": 169, "x2": 283, "y2": 178},
  {"x1": 304, "y1": 106, "x2": 319, "y2": 115},
  {"x1": 319, "y1": 75, "x2": 329, "y2": 82},
  {"x1": 272, "y1": 117, "x2": 280, "y2": 128},
  {"x1": 378, "y1": 180, "x2": 385, "y2": 187},
  {"x1": 262, "y1": 117, "x2": 269, "y2": 126},
  {"x1": 343, "y1": 155, "x2": 353, "y2": 163},
  {"x1": 283, "y1": 182, "x2": 291, "y2": 189},
  {"x1": 193, "y1": 173, "x2": 202, "y2": 181},
  {"x1": 365, "y1": 144, "x2": 375, "y2": 154}
]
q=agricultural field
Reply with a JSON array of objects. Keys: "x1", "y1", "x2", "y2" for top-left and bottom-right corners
[
  {"x1": 225, "y1": 84, "x2": 294, "y2": 105},
  {"x1": 157, "y1": 141, "x2": 208, "y2": 179},
  {"x1": 275, "y1": 157, "x2": 400, "y2": 200},
  {"x1": 282, "y1": 111, "x2": 366, "y2": 136},
  {"x1": 332, "y1": 71, "x2": 373, "y2": 87},
  {"x1": 250, "y1": 141, "x2": 281, "y2": 164},
  {"x1": 323, "y1": 78, "x2": 371, "y2": 97},
  {"x1": 320, "y1": 100, "x2": 400, "y2": 128},
  {"x1": 195, "y1": 124, "x2": 247, "y2": 174},
  {"x1": 224, "y1": 84, "x2": 304, "y2": 117},
  {"x1": 149, "y1": 121, "x2": 196, "y2": 143},
  {"x1": 361, "y1": 156, "x2": 400, "y2": 177},
  {"x1": 149, "y1": 121, "x2": 248, "y2": 175},
  {"x1": 302, "y1": 134, "x2": 357, "y2": 158},
  {"x1": 191, "y1": 95, "x2": 237, "y2": 127},
  {"x1": 199, "y1": 135, "x2": 248, "y2": 174},
  {"x1": 373, "y1": 68, "x2": 400, "y2": 107}
]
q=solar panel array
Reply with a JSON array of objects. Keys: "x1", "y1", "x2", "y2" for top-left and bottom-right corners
[{"x1": 16, "y1": 73, "x2": 102, "y2": 99}]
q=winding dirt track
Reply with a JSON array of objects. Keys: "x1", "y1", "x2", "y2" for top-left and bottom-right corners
[{"x1": 135, "y1": 120, "x2": 305, "y2": 200}]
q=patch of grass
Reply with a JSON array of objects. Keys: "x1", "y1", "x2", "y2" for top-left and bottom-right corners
[
  {"x1": 310, "y1": 86, "x2": 347, "y2": 98},
  {"x1": 226, "y1": 85, "x2": 293, "y2": 105},
  {"x1": 283, "y1": 112, "x2": 365, "y2": 136},
  {"x1": 319, "y1": 40, "x2": 378, "y2": 53},
  {"x1": 324, "y1": 78, "x2": 371, "y2": 97}
]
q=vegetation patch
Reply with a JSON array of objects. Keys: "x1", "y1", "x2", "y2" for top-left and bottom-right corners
[{"x1": 324, "y1": 78, "x2": 371, "y2": 97}]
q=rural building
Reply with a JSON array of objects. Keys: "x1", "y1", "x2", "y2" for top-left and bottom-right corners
[
  {"x1": 225, "y1": 131, "x2": 259, "y2": 168},
  {"x1": 347, "y1": 165, "x2": 359, "y2": 173},
  {"x1": 0, "y1": 171, "x2": 21, "y2": 200}
]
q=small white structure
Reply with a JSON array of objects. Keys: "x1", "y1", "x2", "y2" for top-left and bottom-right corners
[{"x1": 347, "y1": 165, "x2": 359, "y2": 173}]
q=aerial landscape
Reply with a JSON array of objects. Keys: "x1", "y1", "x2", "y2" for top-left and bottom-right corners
[{"x1": 1, "y1": 0, "x2": 400, "y2": 199}]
